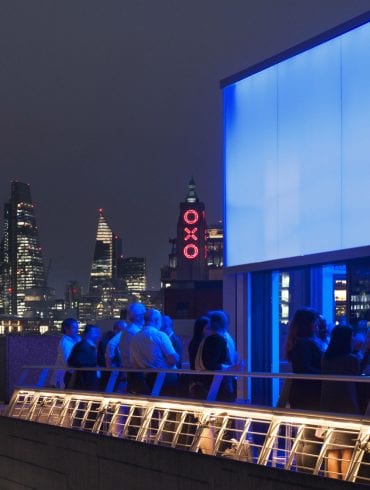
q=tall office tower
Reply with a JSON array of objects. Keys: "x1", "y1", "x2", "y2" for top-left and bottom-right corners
[
  {"x1": 118, "y1": 257, "x2": 147, "y2": 293},
  {"x1": 206, "y1": 222, "x2": 223, "y2": 280},
  {"x1": 0, "y1": 181, "x2": 46, "y2": 316},
  {"x1": 175, "y1": 178, "x2": 208, "y2": 281},
  {"x1": 89, "y1": 209, "x2": 121, "y2": 291},
  {"x1": 206, "y1": 222, "x2": 223, "y2": 269},
  {"x1": 161, "y1": 179, "x2": 222, "y2": 318},
  {"x1": 65, "y1": 280, "x2": 82, "y2": 310}
]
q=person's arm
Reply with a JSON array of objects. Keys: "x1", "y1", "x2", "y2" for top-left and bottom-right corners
[
  {"x1": 68, "y1": 343, "x2": 79, "y2": 367},
  {"x1": 61, "y1": 337, "x2": 74, "y2": 365},
  {"x1": 225, "y1": 332, "x2": 238, "y2": 364},
  {"x1": 159, "y1": 333, "x2": 179, "y2": 367},
  {"x1": 171, "y1": 335, "x2": 183, "y2": 367},
  {"x1": 105, "y1": 333, "x2": 121, "y2": 368}
]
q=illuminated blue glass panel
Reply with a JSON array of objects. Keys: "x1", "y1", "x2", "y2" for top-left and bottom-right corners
[
  {"x1": 276, "y1": 38, "x2": 341, "y2": 258},
  {"x1": 225, "y1": 67, "x2": 278, "y2": 266},
  {"x1": 224, "y1": 19, "x2": 370, "y2": 268},
  {"x1": 341, "y1": 23, "x2": 370, "y2": 249}
]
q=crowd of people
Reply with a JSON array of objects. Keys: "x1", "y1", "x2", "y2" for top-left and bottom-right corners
[
  {"x1": 285, "y1": 307, "x2": 370, "y2": 479},
  {"x1": 52, "y1": 303, "x2": 240, "y2": 401},
  {"x1": 51, "y1": 303, "x2": 369, "y2": 479}
]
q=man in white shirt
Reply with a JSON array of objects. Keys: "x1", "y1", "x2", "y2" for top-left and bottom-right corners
[
  {"x1": 52, "y1": 318, "x2": 81, "y2": 388},
  {"x1": 130, "y1": 308, "x2": 179, "y2": 394},
  {"x1": 160, "y1": 315, "x2": 183, "y2": 368},
  {"x1": 105, "y1": 302, "x2": 146, "y2": 369}
]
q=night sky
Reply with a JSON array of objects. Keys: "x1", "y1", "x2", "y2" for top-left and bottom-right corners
[{"x1": 1, "y1": 1, "x2": 370, "y2": 296}]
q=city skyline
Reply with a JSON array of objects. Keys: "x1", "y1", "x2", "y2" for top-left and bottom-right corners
[
  {"x1": 0, "y1": 179, "x2": 216, "y2": 297},
  {"x1": 0, "y1": 179, "x2": 222, "y2": 300},
  {"x1": 2, "y1": 2, "x2": 369, "y2": 295}
]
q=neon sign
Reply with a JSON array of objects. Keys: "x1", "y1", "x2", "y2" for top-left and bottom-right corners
[
  {"x1": 183, "y1": 243, "x2": 199, "y2": 259},
  {"x1": 183, "y1": 209, "x2": 199, "y2": 225},
  {"x1": 182, "y1": 209, "x2": 199, "y2": 259},
  {"x1": 184, "y1": 227, "x2": 198, "y2": 241}
]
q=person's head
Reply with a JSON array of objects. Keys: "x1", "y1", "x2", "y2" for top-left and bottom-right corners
[
  {"x1": 285, "y1": 307, "x2": 319, "y2": 359},
  {"x1": 84, "y1": 324, "x2": 101, "y2": 346},
  {"x1": 113, "y1": 320, "x2": 126, "y2": 333},
  {"x1": 61, "y1": 318, "x2": 79, "y2": 337},
  {"x1": 324, "y1": 325, "x2": 353, "y2": 360},
  {"x1": 144, "y1": 308, "x2": 162, "y2": 329},
  {"x1": 207, "y1": 310, "x2": 228, "y2": 335},
  {"x1": 192, "y1": 316, "x2": 210, "y2": 339},
  {"x1": 128, "y1": 302, "x2": 146, "y2": 326},
  {"x1": 161, "y1": 315, "x2": 173, "y2": 336}
]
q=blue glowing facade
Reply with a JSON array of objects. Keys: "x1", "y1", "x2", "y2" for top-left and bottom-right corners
[{"x1": 223, "y1": 16, "x2": 370, "y2": 269}]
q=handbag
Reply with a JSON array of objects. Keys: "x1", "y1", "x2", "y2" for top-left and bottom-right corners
[
  {"x1": 314, "y1": 426, "x2": 328, "y2": 439},
  {"x1": 222, "y1": 438, "x2": 253, "y2": 462}
]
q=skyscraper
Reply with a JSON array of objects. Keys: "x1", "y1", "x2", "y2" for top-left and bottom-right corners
[
  {"x1": 65, "y1": 280, "x2": 82, "y2": 310},
  {"x1": 206, "y1": 222, "x2": 223, "y2": 268},
  {"x1": 89, "y1": 209, "x2": 121, "y2": 291},
  {"x1": 161, "y1": 179, "x2": 225, "y2": 284},
  {"x1": 161, "y1": 179, "x2": 223, "y2": 318},
  {"x1": 117, "y1": 257, "x2": 147, "y2": 293},
  {"x1": 0, "y1": 181, "x2": 45, "y2": 316},
  {"x1": 175, "y1": 178, "x2": 208, "y2": 281}
]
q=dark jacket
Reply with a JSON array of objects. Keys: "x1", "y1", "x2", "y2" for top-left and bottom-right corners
[
  {"x1": 321, "y1": 354, "x2": 361, "y2": 414},
  {"x1": 68, "y1": 339, "x2": 100, "y2": 391},
  {"x1": 202, "y1": 333, "x2": 236, "y2": 402},
  {"x1": 202, "y1": 334, "x2": 229, "y2": 370},
  {"x1": 288, "y1": 338, "x2": 323, "y2": 410}
]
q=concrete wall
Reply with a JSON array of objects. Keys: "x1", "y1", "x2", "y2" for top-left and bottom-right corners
[
  {"x1": 0, "y1": 335, "x2": 60, "y2": 402},
  {"x1": 0, "y1": 416, "x2": 364, "y2": 490}
]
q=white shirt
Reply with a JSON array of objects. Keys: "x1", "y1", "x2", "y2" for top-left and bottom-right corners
[
  {"x1": 130, "y1": 325, "x2": 177, "y2": 369},
  {"x1": 52, "y1": 334, "x2": 81, "y2": 388},
  {"x1": 106, "y1": 323, "x2": 141, "y2": 368}
]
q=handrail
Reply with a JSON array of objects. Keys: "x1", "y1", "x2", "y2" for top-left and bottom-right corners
[
  {"x1": 16, "y1": 365, "x2": 370, "y2": 415},
  {"x1": 18, "y1": 365, "x2": 370, "y2": 383},
  {"x1": 7, "y1": 386, "x2": 367, "y2": 422}
]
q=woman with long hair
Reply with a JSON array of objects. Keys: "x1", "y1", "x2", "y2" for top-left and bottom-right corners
[
  {"x1": 188, "y1": 315, "x2": 211, "y2": 399},
  {"x1": 321, "y1": 325, "x2": 361, "y2": 480},
  {"x1": 285, "y1": 307, "x2": 323, "y2": 473},
  {"x1": 286, "y1": 307, "x2": 323, "y2": 409},
  {"x1": 188, "y1": 316, "x2": 210, "y2": 370}
]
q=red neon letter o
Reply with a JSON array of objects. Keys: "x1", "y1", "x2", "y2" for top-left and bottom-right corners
[
  {"x1": 183, "y1": 244, "x2": 199, "y2": 259},
  {"x1": 183, "y1": 209, "x2": 199, "y2": 225}
]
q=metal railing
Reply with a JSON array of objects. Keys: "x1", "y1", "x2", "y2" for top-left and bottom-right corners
[
  {"x1": 5, "y1": 366, "x2": 370, "y2": 485},
  {"x1": 15, "y1": 364, "x2": 370, "y2": 408}
]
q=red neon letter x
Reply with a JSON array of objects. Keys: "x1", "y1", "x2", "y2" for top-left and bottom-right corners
[{"x1": 184, "y1": 227, "x2": 198, "y2": 241}]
